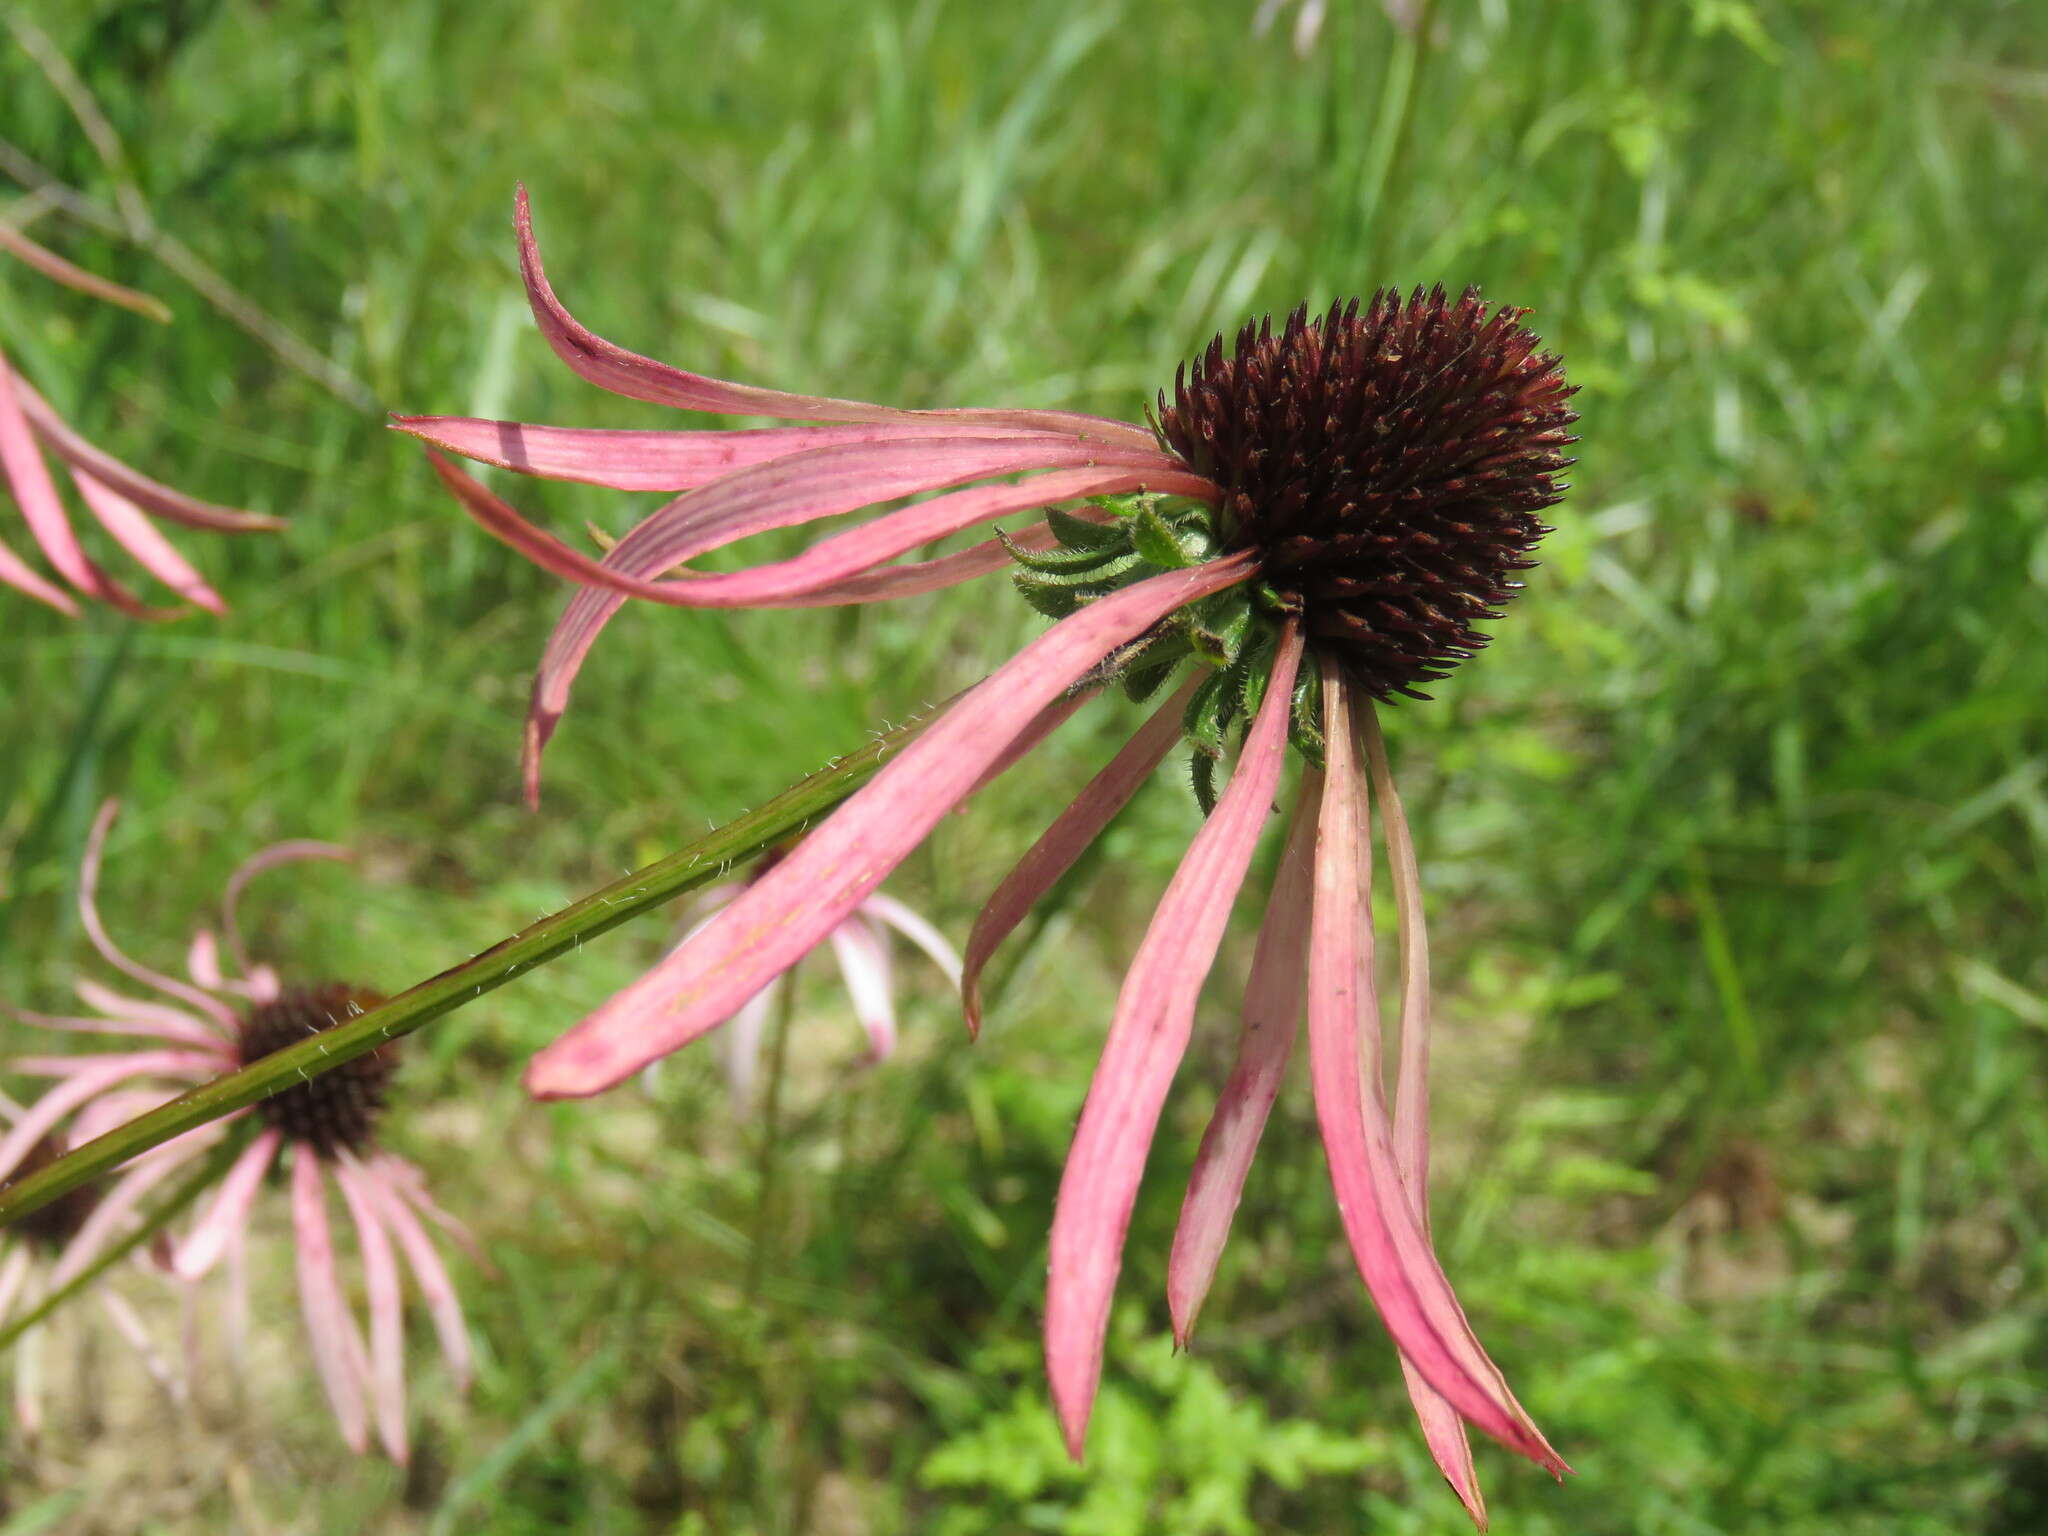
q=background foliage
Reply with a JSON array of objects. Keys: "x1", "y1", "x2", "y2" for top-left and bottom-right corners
[{"x1": 1, "y1": 0, "x2": 2043, "y2": 1530}]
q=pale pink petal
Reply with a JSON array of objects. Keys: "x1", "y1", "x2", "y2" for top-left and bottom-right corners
[
  {"x1": 366, "y1": 1154, "x2": 473, "y2": 1392},
  {"x1": 11, "y1": 375, "x2": 282, "y2": 532},
  {"x1": 0, "y1": 1249, "x2": 32, "y2": 1324},
  {"x1": 376, "y1": 1155, "x2": 481, "y2": 1263},
  {"x1": 858, "y1": 893, "x2": 962, "y2": 986},
  {"x1": 432, "y1": 435, "x2": 1174, "y2": 606},
  {"x1": 334, "y1": 1152, "x2": 410, "y2": 1463},
  {"x1": 391, "y1": 414, "x2": 1113, "y2": 492},
  {"x1": 1357, "y1": 703, "x2": 1485, "y2": 1521},
  {"x1": 960, "y1": 687, "x2": 1098, "y2": 807},
  {"x1": 0, "y1": 342, "x2": 128, "y2": 605},
  {"x1": 9, "y1": 1004, "x2": 221, "y2": 1051},
  {"x1": 960, "y1": 678, "x2": 1198, "y2": 1037},
  {"x1": 7, "y1": 1049, "x2": 221, "y2": 1080},
  {"x1": 77, "y1": 801, "x2": 240, "y2": 1031},
  {"x1": 716, "y1": 983, "x2": 779, "y2": 1111},
  {"x1": 512, "y1": 186, "x2": 1163, "y2": 451},
  {"x1": 221, "y1": 839, "x2": 352, "y2": 979},
  {"x1": 1166, "y1": 767, "x2": 1321, "y2": 1344},
  {"x1": 14, "y1": 1320, "x2": 42, "y2": 1437},
  {"x1": 187, "y1": 930, "x2": 226, "y2": 990},
  {"x1": 0, "y1": 1053, "x2": 212, "y2": 1183},
  {"x1": 0, "y1": 523, "x2": 78, "y2": 614},
  {"x1": 1305, "y1": 664, "x2": 1565, "y2": 1473},
  {"x1": 73, "y1": 976, "x2": 233, "y2": 1043},
  {"x1": 827, "y1": 916, "x2": 898, "y2": 1061},
  {"x1": 526, "y1": 553, "x2": 1257, "y2": 1099},
  {"x1": 71, "y1": 468, "x2": 225, "y2": 613},
  {"x1": 173, "y1": 1128, "x2": 283, "y2": 1281},
  {"x1": 66, "y1": 1085, "x2": 183, "y2": 1145},
  {"x1": 290, "y1": 1149, "x2": 368, "y2": 1453},
  {"x1": 1044, "y1": 622, "x2": 1304, "y2": 1459},
  {"x1": 535, "y1": 465, "x2": 1211, "y2": 612}
]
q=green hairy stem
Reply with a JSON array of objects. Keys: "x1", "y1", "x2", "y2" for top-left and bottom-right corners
[{"x1": 0, "y1": 709, "x2": 939, "y2": 1232}]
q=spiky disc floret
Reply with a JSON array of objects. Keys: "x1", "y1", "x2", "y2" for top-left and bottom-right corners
[
  {"x1": 1155, "y1": 286, "x2": 1577, "y2": 699},
  {"x1": 238, "y1": 984, "x2": 393, "y2": 1156}
]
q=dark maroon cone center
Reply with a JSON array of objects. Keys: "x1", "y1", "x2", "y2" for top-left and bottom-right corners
[
  {"x1": 1155, "y1": 286, "x2": 1578, "y2": 700},
  {"x1": 238, "y1": 983, "x2": 394, "y2": 1156}
]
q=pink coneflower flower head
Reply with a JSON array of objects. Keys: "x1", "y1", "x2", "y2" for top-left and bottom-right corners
[
  {"x1": 0, "y1": 224, "x2": 281, "y2": 617},
  {"x1": 1, "y1": 802, "x2": 472, "y2": 1462},
  {"x1": 408, "y1": 191, "x2": 1575, "y2": 1522},
  {"x1": 672, "y1": 852, "x2": 961, "y2": 1110}
]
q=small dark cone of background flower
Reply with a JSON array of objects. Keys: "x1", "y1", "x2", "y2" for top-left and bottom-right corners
[
  {"x1": 6, "y1": 1135, "x2": 100, "y2": 1249},
  {"x1": 238, "y1": 984, "x2": 393, "y2": 1155},
  {"x1": 1156, "y1": 286, "x2": 1578, "y2": 699}
]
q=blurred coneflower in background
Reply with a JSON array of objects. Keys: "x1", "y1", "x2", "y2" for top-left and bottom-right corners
[{"x1": 0, "y1": 803, "x2": 473, "y2": 1462}]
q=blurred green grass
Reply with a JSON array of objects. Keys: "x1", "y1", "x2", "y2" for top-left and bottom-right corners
[{"x1": 1, "y1": 0, "x2": 2044, "y2": 1530}]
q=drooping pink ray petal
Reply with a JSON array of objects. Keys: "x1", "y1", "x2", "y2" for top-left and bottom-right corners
[
  {"x1": 1166, "y1": 767, "x2": 1321, "y2": 1345},
  {"x1": 367, "y1": 1154, "x2": 473, "y2": 1392},
  {"x1": 858, "y1": 893, "x2": 962, "y2": 986},
  {"x1": 1043, "y1": 622, "x2": 1304, "y2": 1460},
  {"x1": 73, "y1": 976, "x2": 234, "y2": 1044},
  {"x1": 78, "y1": 802, "x2": 242, "y2": 1032},
  {"x1": 513, "y1": 186, "x2": 1164, "y2": 452},
  {"x1": 429, "y1": 436, "x2": 1178, "y2": 607},
  {"x1": 71, "y1": 469, "x2": 226, "y2": 613},
  {"x1": 377, "y1": 1154, "x2": 482, "y2": 1264},
  {"x1": 14, "y1": 1318, "x2": 44, "y2": 1437},
  {"x1": 291, "y1": 1149, "x2": 369, "y2": 1454},
  {"x1": 391, "y1": 414, "x2": 1119, "y2": 492},
  {"x1": 220, "y1": 839, "x2": 352, "y2": 979},
  {"x1": 960, "y1": 678, "x2": 1199, "y2": 1038},
  {"x1": 0, "y1": 1249, "x2": 33, "y2": 1325},
  {"x1": 9, "y1": 1004, "x2": 222, "y2": 1051},
  {"x1": 10, "y1": 377, "x2": 283, "y2": 532},
  {"x1": 828, "y1": 916, "x2": 898, "y2": 1061},
  {"x1": 552, "y1": 466, "x2": 1213, "y2": 612},
  {"x1": 0, "y1": 343, "x2": 134, "y2": 608},
  {"x1": 67, "y1": 1085, "x2": 183, "y2": 1146},
  {"x1": 0, "y1": 1053, "x2": 213, "y2": 1184},
  {"x1": 7, "y1": 1050, "x2": 221, "y2": 1080},
  {"x1": 0, "y1": 524, "x2": 78, "y2": 613},
  {"x1": 187, "y1": 930, "x2": 227, "y2": 991},
  {"x1": 715, "y1": 983, "x2": 780, "y2": 1112},
  {"x1": 0, "y1": 224, "x2": 171, "y2": 320},
  {"x1": 1356, "y1": 703, "x2": 1485, "y2": 1523},
  {"x1": 173, "y1": 1128, "x2": 283, "y2": 1281},
  {"x1": 1305, "y1": 664, "x2": 1566, "y2": 1474},
  {"x1": 763, "y1": 514, "x2": 1077, "y2": 609},
  {"x1": 526, "y1": 553, "x2": 1257, "y2": 1099},
  {"x1": 334, "y1": 1152, "x2": 411, "y2": 1463}
]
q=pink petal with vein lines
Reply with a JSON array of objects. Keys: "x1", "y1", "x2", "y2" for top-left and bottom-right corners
[
  {"x1": 514, "y1": 186, "x2": 1160, "y2": 451},
  {"x1": 1044, "y1": 622, "x2": 1304, "y2": 1460},
  {"x1": 1166, "y1": 767, "x2": 1321, "y2": 1345},
  {"x1": 828, "y1": 917, "x2": 897, "y2": 1061},
  {"x1": 1306, "y1": 664, "x2": 1565, "y2": 1474},
  {"x1": 11, "y1": 376, "x2": 280, "y2": 532},
  {"x1": 525, "y1": 553, "x2": 1257, "y2": 1099},
  {"x1": 291, "y1": 1151, "x2": 368, "y2": 1453},
  {"x1": 71, "y1": 469, "x2": 225, "y2": 612},
  {"x1": 174, "y1": 1128, "x2": 283, "y2": 1281},
  {"x1": 367, "y1": 1154, "x2": 473, "y2": 1392},
  {"x1": 334, "y1": 1152, "x2": 411, "y2": 1463},
  {"x1": 393, "y1": 414, "x2": 1116, "y2": 492},
  {"x1": 1358, "y1": 703, "x2": 1486, "y2": 1525},
  {"x1": 960, "y1": 678, "x2": 1199, "y2": 1037}
]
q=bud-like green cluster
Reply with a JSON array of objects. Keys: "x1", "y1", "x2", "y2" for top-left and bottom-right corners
[{"x1": 1008, "y1": 493, "x2": 1324, "y2": 811}]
